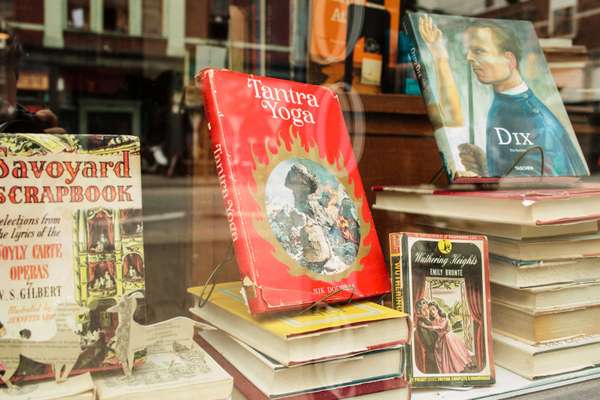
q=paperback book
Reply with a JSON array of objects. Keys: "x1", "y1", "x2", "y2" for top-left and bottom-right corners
[
  {"x1": 389, "y1": 232, "x2": 494, "y2": 387},
  {"x1": 403, "y1": 11, "x2": 589, "y2": 182},
  {"x1": 198, "y1": 69, "x2": 390, "y2": 314},
  {"x1": 0, "y1": 134, "x2": 145, "y2": 382}
]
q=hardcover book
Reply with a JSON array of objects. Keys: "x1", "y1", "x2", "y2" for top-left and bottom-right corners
[
  {"x1": 0, "y1": 134, "x2": 145, "y2": 382},
  {"x1": 494, "y1": 332, "x2": 600, "y2": 379},
  {"x1": 490, "y1": 256, "x2": 600, "y2": 289},
  {"x1": 403, "y1": 12, "x2": 589, "y2": 182},
  {"x1": 492, "y1": 301, "x2": 600, "y2": 343},
  {"x1": 188, "y1": 281, "x2": 408, "y2": 366},
  {"x1": 389, "y1": 232, "x2": 494, "y2": 387},
  {"x1": 415, "y1": 215, "x2": 599, "y2": 241},
  {"x1": 197, "y1": 334, "x2": 410, "y2": 400},
  {"x1": 198, "y1": 68, "x2": 390, "y2": 314},
  {"x1": 373, "y1": 184, "x2": 600, "y2": 226},
  {"x1": 199, "y1": 329, "x2": 404, "y2": 399}
]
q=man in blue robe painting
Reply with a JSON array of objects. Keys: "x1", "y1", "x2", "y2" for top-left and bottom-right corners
[{"x1": 418, "y1": 15, "x2": 588, "y2": 178}]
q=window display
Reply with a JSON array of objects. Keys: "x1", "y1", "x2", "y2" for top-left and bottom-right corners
[{"x1": 1, "y1": 0, "x2": 600, "y2": 399}]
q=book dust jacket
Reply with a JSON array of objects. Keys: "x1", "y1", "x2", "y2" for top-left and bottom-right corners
[
  {"x1": 199, "y1": 69, "x2": 389, "y2": 314},
  {"x1": 403, "y1": 12, "x2": 589, "y2": 182},
  {"x1": 390, "y1": 232, "x2": 494, "y2": 387},
  {"x1": 0, "y1": 134, "x2": 145, "y2": 381}
]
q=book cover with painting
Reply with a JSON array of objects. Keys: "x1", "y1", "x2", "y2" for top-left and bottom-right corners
[
  {"x1": 0, "y1": 134, "x2": 145, "y2": 384},
  {"x1": 198, "y1": 69, "x2": 389, "y2": 315},
  {"x1": 403, "y1": 11, "x2": 589, "y2": 183},
  {"x1": 389, "y1": 232, "x2": 494, "y2": 387}
]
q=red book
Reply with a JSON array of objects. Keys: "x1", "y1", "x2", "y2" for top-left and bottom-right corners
[{"x1": 198, "y1": 69, "x2": 390, "y2": 314}]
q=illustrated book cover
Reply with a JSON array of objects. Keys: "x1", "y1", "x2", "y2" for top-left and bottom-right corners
[
  {"x1": 403, "y1": 11, "x2": 589, "y2": 182},
  {"x1": 389, "y1": 232, "x2": 494, "y2": 387},
  {"x1": 0, "y1": 134, "x2": 145, "y2": 382},
  {"x1": 198, "y1": 68, "x2": 390, "y2": 314}
]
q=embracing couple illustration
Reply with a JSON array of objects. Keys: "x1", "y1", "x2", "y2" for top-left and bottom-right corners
[{"x1": 415, "y1": 298, "x2": 474, "y2": 374}]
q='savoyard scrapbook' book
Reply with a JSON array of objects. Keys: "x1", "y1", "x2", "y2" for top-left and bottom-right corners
[
  {"x1": 0, "y1": 134, "x2": 145, "y2": 383},
  {"x1": 198, "y1": 69, "x2": 390, "y2": 315},
  {"x1": 403, "y1": 12, "x2": 589, "y2": 183}
]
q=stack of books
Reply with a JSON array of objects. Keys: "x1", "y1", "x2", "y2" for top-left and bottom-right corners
[
  {"x1": 373, "y1": 184, "x2": 600, "y2": 379},
  {"x1": 188, "y1": 282, "x2": 411, "y2": 399}
]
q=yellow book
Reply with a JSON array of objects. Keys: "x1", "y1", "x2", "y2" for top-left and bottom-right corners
[{"x1": 189, "y1": 282, "x2": 409, "y2": 365}]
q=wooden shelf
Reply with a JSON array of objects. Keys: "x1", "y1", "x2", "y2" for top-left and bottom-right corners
[{"x1": 340, "y1": 93, "x2": 428, "y2": 115}]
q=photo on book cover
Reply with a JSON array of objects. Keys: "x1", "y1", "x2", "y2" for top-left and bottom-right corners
[
  {"x1": 390, "y1": 232, "x2": 494, "y2": 387},
  {"x1": 266, "y1": 158, "x2": 360, "y2": 276},
  {"x1": 403, "y1": 11, "x2": 589, "y2": 181}
]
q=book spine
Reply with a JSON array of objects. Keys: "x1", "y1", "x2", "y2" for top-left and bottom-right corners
[
  {"x1": 400, "y1": 234, "x2": 410, "y2": 316},
  {"x1": 402, "y1": 12, "x2": 454, "y2": 179},
  {"x1": 199, "y1": 69, "x2": 265, "y2": 314},
  {"x1": 399, "y1": 233, "x2": 415, "y2": 384},
  {"x1": 482, "y1": 236, "x2": 496, "y2": 383},
  {"x1": 402, "y1": 13, "x2": 431, "y2": 111},
  {"x1": 389, "y1": 232, "x2": 404, "y2": 312}
]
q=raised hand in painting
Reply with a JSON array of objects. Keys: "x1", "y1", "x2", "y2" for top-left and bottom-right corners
[{"x1": 419, "y1": 15, "x2": 448, "y2": 60}]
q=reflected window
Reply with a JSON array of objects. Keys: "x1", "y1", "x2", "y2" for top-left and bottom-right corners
[
  {"x1": 550, "y1": 0, "x2": 577, "y2": 37},
  {"x1": 67, "y1": 0, "x2": 90, "y2": 30},
  {"x1": 104, "y1": 0, "x2": 129, "y2": 33}
]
